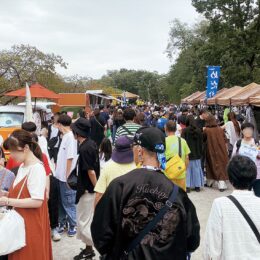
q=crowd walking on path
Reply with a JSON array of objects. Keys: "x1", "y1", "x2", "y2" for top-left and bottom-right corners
[{"x1": 0, "y1": 104, "x2": 260, "y2": 260}]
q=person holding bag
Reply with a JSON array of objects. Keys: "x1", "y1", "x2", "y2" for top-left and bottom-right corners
[
  {"x1": 164, "y1": 120, "x2": 190, "y2": 191},
  {"x1": 0, "y1": 129, "x2": 52, "y2": 260},
  {"x1": 204, "y1": 155, "x2": 260, "y2": 259}
]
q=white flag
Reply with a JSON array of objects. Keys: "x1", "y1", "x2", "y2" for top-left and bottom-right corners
[{"x1": 25, "y1": 82, "x2": 33, "y2": 122}]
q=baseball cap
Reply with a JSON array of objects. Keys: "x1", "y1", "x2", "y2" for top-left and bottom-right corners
[{"x1": 134, "y1": 127, "x2": 165, "y2": 153}]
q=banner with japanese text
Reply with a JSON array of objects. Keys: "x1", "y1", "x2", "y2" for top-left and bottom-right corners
[{"x1": 206, "y1": 66, "x2": 221, "y2": 98}]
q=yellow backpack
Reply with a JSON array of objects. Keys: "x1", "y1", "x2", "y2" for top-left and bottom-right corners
[{"x1": 164, "y1": 137, "x2": 186, "y2": 190}]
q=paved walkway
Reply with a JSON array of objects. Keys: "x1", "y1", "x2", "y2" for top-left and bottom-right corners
[{"x1": 53, "y1": 185, "x2": 232, "y2": 260}]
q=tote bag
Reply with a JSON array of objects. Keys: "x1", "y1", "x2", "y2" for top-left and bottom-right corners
[{"x1": 0, "y1": 174, "x2": 28, "y2": 255}]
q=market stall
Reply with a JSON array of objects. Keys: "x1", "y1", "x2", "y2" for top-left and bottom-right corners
[
  {"x1": 186, "y1": 91, "x2": 204, "y2": 105},
  {"x1": 216, "y1": 86, "x2": 243, "y2": 106},
  {"x1": 230, "y1": 82, "x2": 260, "y2": 106},
  {"x1": 193, "y1": 91, "x2": 206, "y2": 105},
  {"x1": 205, "y1": 88, "x2": 227, "y2": 105},
  {"x1": 181, "y1": 91, "x2": 202, "y2": 104}
]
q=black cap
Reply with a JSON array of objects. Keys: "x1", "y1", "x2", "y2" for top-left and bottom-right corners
[
  {"x1": 71, "y1": 118, "x2": 91, "y2": 138},
  {"x1": 134, "y1": 127, "x2": 165, "y2": 153}
]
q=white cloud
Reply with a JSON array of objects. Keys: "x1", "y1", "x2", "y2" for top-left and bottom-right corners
[{"x1": 0, "y1": 0, "x2": 198, "y2": 78}]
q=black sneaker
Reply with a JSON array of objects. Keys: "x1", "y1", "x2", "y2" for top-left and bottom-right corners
[
  {"x1": 186, "y1": 188, "x2": 191, "y2": 193},
  {"x1": 195, "y1": 187, "x2": 200, "y2": 192},
  {"x1": 74, "y1": 249, "x2": 95, "y2": 260}
]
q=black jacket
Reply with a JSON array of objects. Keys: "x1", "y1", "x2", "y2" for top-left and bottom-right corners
[
  {"x1": 182, "y1": 126, "x2": 203, "y2": 160},
  {"x1": 91, "y1": 168, "x2": 200, "y2": 260}
]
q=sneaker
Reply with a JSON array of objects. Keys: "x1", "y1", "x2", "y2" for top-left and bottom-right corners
[
  {"x1": 195, "y1": 187, "x2": 200, "y2": 192},
  {"x1": 186, "y1": 188, "x2": 191, "y2": 193},
  {"x1": 73, "y1": 248, "x2": 95, "y2": 260},
  {"x1": 52, "y1": 228, "x2": 61, "y2": 241},
  {"x1": 57, "y1": 225, "x2": 65, "y2": 235},
  {"x1": 68, "y1": 226, "x2": 77, "y2": 237}
]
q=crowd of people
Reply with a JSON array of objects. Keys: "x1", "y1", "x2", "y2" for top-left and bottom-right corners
[{"x1": 0, "y1": 103, "x2": 260, "y2": 260}]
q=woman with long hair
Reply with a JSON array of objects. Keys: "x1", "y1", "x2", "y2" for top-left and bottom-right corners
[
  {"x1": 0, "y1": 129, "x2": 52, "y2": 260},
  {"x1": 99, "y1": 138, "x2": 112, "y2": 169},
  {"x1": 182, "y1": 116, "x2": 204, "y2": 192},
  {"x1": 222, "y1": 112, "x2": 241, "y2": 157},
  {"x1": 203, "y1": 115, "x2": 229, "y2": 191}
]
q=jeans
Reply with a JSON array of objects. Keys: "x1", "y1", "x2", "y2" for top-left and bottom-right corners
[
  {"x1": 48, "y1": 175, "x2": 60, "y2": 229},
  {"x1": 58, "y1": 180, "x2": 77, "y2": 228}
]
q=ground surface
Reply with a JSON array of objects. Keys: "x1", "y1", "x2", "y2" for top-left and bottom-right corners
[{"x1": 53, "y1": 185, "x2": 232, "y2": 260}]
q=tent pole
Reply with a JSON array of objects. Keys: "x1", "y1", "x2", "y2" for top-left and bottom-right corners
[{"x1": 34, "y1": 97, "x2": 37, "y2": 112}]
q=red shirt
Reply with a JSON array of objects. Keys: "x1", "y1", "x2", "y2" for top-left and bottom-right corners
[{"x1": 6, "y1": 154, "x2": 51, "y2": 176}]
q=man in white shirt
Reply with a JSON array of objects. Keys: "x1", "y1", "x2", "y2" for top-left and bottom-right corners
[
  {"x1": 55, "y1": 114, "x2": 78, "y2": 237},
  {"x1": 204, "y1": 155, "x2": 260, "y2": 260}
]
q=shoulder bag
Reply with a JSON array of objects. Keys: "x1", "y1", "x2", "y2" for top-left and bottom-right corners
[
  {"x1": 0, "y1": 174, "x2": 28, "y2": 255},
  {"x1": 164, "y1": 137, "x2": 186, "y2": 190}
]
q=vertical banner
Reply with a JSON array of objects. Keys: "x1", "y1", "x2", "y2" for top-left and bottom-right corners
[{"x1": 206, "y1": 66, "x2": 221, "y2": 98}]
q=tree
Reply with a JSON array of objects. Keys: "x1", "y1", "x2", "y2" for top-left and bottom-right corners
[
  {"x1": 0, "y1": 44, "x2": 67, "y2": 97},
  {"x1": 165, "y1": 20, "x2": 210, "y2": 102},
  {"x1": 165, "y1": 19, "x2": 194, "y2": 60},
  {"x1": 98, "y1": 69, "x2": 168, "y2": 102},
  {"x1": 165, "y1": 1, "x2": 260, "y2": 102},
  {"x1": 192, "y1": 0, "x2": 260, "y2": 81}
]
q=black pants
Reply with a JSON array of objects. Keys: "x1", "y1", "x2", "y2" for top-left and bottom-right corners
[
  {"x1": 48, "y1": 175, "x2": 60, "y2": 229},
  {"x1": 48, "y1": 148, "x2": 59, "y2": 164},
  {"x1": 0, "y1": 255, "x2": 8, "y2": 260}
]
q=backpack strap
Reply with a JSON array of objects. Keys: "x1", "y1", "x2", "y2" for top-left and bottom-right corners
[
  {"x1": 236, "y1": 139, "x2": 242, "y2": 154},
  {"x1": 227, "y1": 195, "x2": 260, "y2": 244},
  {"x1": 121, "y1": 124, "x2": 133, "y2": 136},
  {"x1": 178, "y1": 137, "x2": 182, "y2": 158},
  {"x1": 94, "y1": 116, "x2": 104, "y2": 129},
  {"x1": 123, "y1": 185, "x2": 179, "y2": 257}
]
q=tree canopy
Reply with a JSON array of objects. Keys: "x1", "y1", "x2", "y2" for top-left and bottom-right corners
[{"x1": 165, "y1": 0, "x2": 260, "y2": 102}]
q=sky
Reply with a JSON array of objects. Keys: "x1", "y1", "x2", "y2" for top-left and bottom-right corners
[{"x1": 0, "y1": 0, "x2": 198, "y2": 79}]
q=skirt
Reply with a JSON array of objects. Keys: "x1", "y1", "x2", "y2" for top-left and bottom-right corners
[{"x1": 186, "y1": 159, "x2": 204, "y2": 188}]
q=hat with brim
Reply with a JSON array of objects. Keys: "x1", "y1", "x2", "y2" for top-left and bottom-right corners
[
  {"x1": 112, "y1": 136, "x2": 133, "y2": 164},
  {"x1": 71, "y1": 118, "x2": 91, "y2": 138}
]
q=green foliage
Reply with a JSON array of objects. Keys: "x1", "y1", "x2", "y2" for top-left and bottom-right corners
[
  {"x1": 166, "y1": 0, "x2": 260, "y2": 102},
  {"x1": 98, "y1": 69, "x2": 170, "y2": 102},
  {"x1": 0, "y1": 44, "x2": 68, "y2": 102}
]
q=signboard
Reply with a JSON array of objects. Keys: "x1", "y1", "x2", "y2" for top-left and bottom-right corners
[{"x1": 206, "y1": 66, "x2": 221, "y2": 98}]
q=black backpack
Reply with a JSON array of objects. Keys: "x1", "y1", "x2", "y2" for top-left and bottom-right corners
[{"x1": 47, "y1": 125, "x2": 61, "y2": 149}]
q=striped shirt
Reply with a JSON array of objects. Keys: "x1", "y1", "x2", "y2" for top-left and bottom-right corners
[{"x1": 115, "y1": 122, "x2": 141, "y2": 141}]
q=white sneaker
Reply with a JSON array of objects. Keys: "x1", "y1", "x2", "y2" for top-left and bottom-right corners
[{"x1": 52, "y1": 228, "x2": 61, "y2": 241}]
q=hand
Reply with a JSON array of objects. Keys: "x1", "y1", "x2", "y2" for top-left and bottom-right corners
[
  {"x1": 0, "y1": 190, "x2": 8, "y2": 197},
  {"x1": 0, "y1": 196, "x2": 8, "y2": 206}
]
